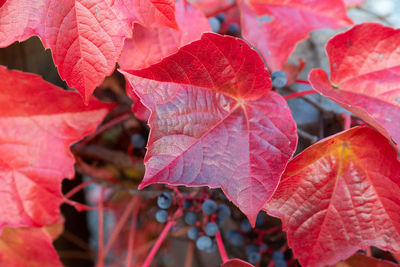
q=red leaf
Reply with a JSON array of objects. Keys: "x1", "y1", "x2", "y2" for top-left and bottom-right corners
[
  {"x1": 334, "y1": 253, "x2": 397, "y2": 267},
  {"x1": 221, "y1": 258, "x2": 254, "y2": 267},
  {"x1": 309, "y1": 23, "x2": 400, "y2": 149},
  {"x1": 240, "y1": 0, "x2": 353, "y2": 71},
  {"x1": 0, "y1": 0, "x2": 176, "y2": 103},
  {"x1": 264, "y1": 126, "x2": 400, "y2": 267},
  {"x1": 122, "y1": 33, "x2": 297, "y2": 225},
  {"x1": 119, "y1": 0, "x2": 210, "y2": 70},
  {"x1": 126, "y1": 81, "x2": 150, "y2": 121},
  {"x1": 0, "y1": 67, "x2": 112, "y2": 230},
  {"x1": 113, "y1": 0, "x2": 177, "y2": 29},
  {"x1": 0, "y1": 225, "x2": 63, "y2": 267}
]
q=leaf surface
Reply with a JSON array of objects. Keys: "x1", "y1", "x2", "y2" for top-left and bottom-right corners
[
  {"x1": 334, "y1": 253, "x2": 397, "y2": 267},
  {"x1": 221, "y1": 258, "x2": 254, "y2": 267},
  {"x1": 309, "y1": 23, "x2": 400, "y2": 148},
  {"x1": 0, "y1": 0, "x2": 176, "y2": 103},
  {"x1": 0, "y1": 225, "x2": 63, "y2": 267},
  {"x1": 0, "y1": 67, "x2": 112, "y2": 230},
  {"x1": 119, "y1": 0, "x2": 210, "y2": 70},
  {"x1": 113, "y1": 0, "x2": 177, "y2": 29},
  {"x1": 122, "y1": 33, "x2": 297, "y2": 225},
  {"x1": 240, "y1": 0, "x2": 352, "y2": 71},
  {"x1": 264, "y1": 126, "x2": 400, "y2": 267}
]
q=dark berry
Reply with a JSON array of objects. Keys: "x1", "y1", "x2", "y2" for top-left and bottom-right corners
[
  {"x1": 272, "y1": 251, "x2": 284, "y2": 261},
  {"x1": 155, "y1": 209, "x2": 168, "y2": 223},
  {"x1": 209, "y1": 17, "x2": 221, "y2": 33},
  {"x1": 183, "y1": 200, "x2": 193, "y2": 209},
  {"x1": 260, "y1": 243, "x2": 268, "y2": 253},
  {"x1": 271, "y1": 70, "x2": 287, "y2": 88},
  {"x1": 157, "y1": 192, "x2": 172, "y2": 209},
  {"x1": 216, "y1": 13, "x2": 226, "y2": 23},
  {"x1": 248, "y1": 252, "x2": 261, "y2": 264},
  {"x1": 227, "y1": 230, "x2": 244, "y2": 246},
  {"x1": 245, "y1": 244, "x2": 259, "y2": 256},
  {"x1": 205, "y1": 240, "x2": 217, "y2": 253},
  {"x1": 217, "y1": 204, "x2": 231, "y2": 223},
  {"x1": 256, "y1": 213, "x2": 265, "y2": 227},
  {"x1": 184, "y1": 212, "x2": 198, "y2": 225},
  {"x1": 205, "y1": 222, "x2": 218, "y2": 237},
  {"x1": 227, "y1": 23, "x2": 240, "y2": 36},
  {"x1": 240, "y1": 219, "x2": 252, "y2": 233},
  {"x1": 202, "y1": 200, "x2": 217, "y2": 215},
  {"x1": 187, "y1": 227, "x2": 199, "y2": 240},
  {"x1": 130, "y1": 133, "x2": 146, "y2": 148},
  {"x1": 196, "y1": 236, "x2": 212, "y2": 251}
]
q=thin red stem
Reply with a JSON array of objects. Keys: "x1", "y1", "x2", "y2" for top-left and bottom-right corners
[
  {"x1": 104, "y1": 197, "x2": 138, "y2": 255},
  {"x1": 97, "y1": 187, "x2": 105, "y2": 267},
  {"x1": 74, "y1": 112, "x2": 132, "y2": 152},
  {"x1": 342, "y1": 113, "x2": 351, "y2": 130},
  {"x1": 142, "y1": 220, "x2": 176, "y2": 267},
  {"x1": 65, "y1": 180, "x2": 93, "y2": 199},
  {"x1": 126, "y1": 197, "x2": 141, "y2": 267},
  {"x1": 295, "y1": 79, "x2": 311, "y2": 85},
  {"x1": 215, "y1": 231, "x2": 229, "y2": 263},
  {"x1": 284, "y1": 89, "x2": 317, "y2": 100}
]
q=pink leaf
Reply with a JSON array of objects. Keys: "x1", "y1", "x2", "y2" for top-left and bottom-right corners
[
  {"x1": 113, "y1": 0, "x2": 177, "y2": 29},
  {"x1": 119, "y1": 0, "x2": 211, "y2": 70},
  {"x1": 309, "y1": 23, "x2": 400, "y2": 149},
  {"x1": 239, "y1": 0, "x2": 353, "y2": 71},
  {"x1": 0, "y1": 66, "x2": 112, "y2": 230},
  {"x1": 122, "y1": 33, "x2": 297, "y2": 225},
  {"x1": 264, "y1": 126, "x2": 400, "y2": 267}
]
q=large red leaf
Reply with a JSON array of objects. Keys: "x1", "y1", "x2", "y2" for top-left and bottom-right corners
[
  {"x1": 0, "y1": 0, "x2": 176, "y2": 103},
  {"x1": 309, "y1": 23, "x2": 400, "y2": 149},
  {"x1": 264, "y1": 126, "x2": 400, "y2": 267},
  {"x1": 0, "y1": 225, "x2": 63, "y2": 267},
  {"x1": 0, "y1": 67, "x2": 112, "y2": 230},
  {"x1": 240, "y1": 0, "x2": 353, "y2": 71},
  {"x1": 122, "y1": 33, "x2": 297, "y2": 225},
  {"x1": 221, "y1": 259, "x2": 254, "y2": 267},
  {"x1": 119, "y1": 0, "x2": 210, "y2": 70}
]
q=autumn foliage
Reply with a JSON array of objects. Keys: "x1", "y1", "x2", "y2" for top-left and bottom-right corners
[{"x1": 0, "y1": 0, "x2": 399, "y2": 266}]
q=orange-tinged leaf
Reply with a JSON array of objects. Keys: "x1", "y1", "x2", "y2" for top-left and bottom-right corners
[
  {"x1": 264, "y1": 126, "x2": 400, "y2": 267},
  {"x1": 122, "y1": 33, "x2": 297, "y2": 225},
  {"x1": 0, "y1": 67, "x2": 112, "y2": 230},
  {"x1": 309, "y1": 23, "x2": 400, "y2": 149},
  {"x1": 0, "y1": 225, "x2": 63, "y2": 267}
]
